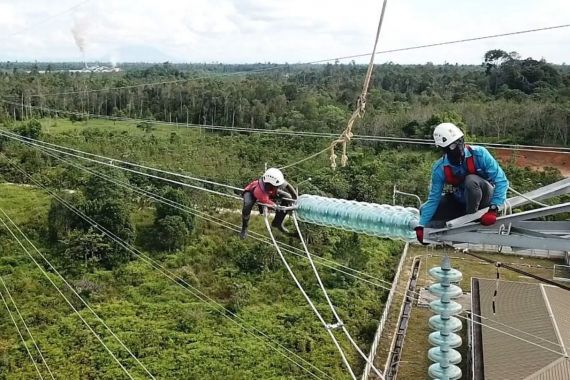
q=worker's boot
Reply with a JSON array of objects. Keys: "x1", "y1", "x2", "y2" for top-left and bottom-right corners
[
  {"x1": 240, "y1": 218, "x2": 249, "y2": 240},
  {"x1": 271, "y1": 216, "x2": 289, "y2": 234}
]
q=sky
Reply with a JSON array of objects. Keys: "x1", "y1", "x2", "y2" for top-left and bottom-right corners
[{"x1": 0, "y1": 0, "x2": 569, "y2": 64}]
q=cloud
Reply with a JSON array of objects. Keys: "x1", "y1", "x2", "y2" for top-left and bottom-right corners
[
  {"x1": 0, "y1": 3, "x2": 26, "y2": 31},
  {"x1": 0, "y1": 0, "x2": 569, "y2": 64}
]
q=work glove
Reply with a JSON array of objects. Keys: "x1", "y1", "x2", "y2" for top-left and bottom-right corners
[
  {"x1": 415, "y1": 226, "x2": 427, "y2": 245},
  {"x1": 480, "y1": 205, "x2": 498, "y2": 226}
]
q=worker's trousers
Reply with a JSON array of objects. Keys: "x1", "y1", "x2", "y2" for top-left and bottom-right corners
[
  {"x1": 241, "y1": 191, "x2": 288, "y2": 231},
  {"x1": 425, "y1": 174, "x2": 494, "y2": 228}
]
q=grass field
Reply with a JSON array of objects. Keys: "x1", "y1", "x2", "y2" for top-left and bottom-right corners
[
  {"x1": 40, "y1": 117, "x2": 195, "y2": 137},
  {"x1": 0, "y1": 183, "x2": 51, "y2": 224}
]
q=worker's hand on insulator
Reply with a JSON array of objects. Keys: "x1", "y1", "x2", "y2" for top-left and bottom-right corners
[
  {"x1": 414, "y1": 226, "x2": 427, "y2": 245},
  {"x1": 480, "y1": 205, "x2": 498, "y2": 226}
]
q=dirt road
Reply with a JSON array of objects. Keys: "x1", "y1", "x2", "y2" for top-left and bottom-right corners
[{"x1": 493, "y1": 149, "x2": 570, "y2": 177}]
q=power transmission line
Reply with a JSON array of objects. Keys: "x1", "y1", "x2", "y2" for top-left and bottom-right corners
[
  {"x1": 40, "y1": 150, "x2": 570, "y2": 358},
  {"x1": 0, "y1": 276, "x2": 56, "y2": 379},
  {"x1": 0, "y1": 212, "x2": 138, "y2": 380},
  {"x1": 307, "y1": 24, "x2": 570, "y2": 64},
  {"x1": 5, "y1": 128, "x2": 570, "y2": 301},
  {"x1": 0, "y1": 154, "x2": 332, "y2": 380},
  {"x1": 1, "y1": 131, "x2": 400, "y2": 291},
  {"x1": 11, "y1": 132, "x2": 569, "y2": 357},
  {"x1": 0, "y1": 286, "x2": 45, "y2": 379},
  {"x1": 2, "y1": 101, "x2": 570, "y2": 156}
]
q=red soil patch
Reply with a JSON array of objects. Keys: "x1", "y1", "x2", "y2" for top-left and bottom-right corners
[{"x1": 493, "y1": 149, "x2": 570, "y2": 177}]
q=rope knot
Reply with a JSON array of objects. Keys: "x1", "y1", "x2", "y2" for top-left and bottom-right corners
[
  {"x1": 356, "y1": 96, "x2": 367, "y2": 116},
  {"x1": 329, "y1": 147, "x2": 338, "y2": 170}
]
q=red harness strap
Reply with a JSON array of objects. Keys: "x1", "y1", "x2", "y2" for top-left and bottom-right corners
[{"x1": 443, "y1": 146, "x2": 476, "y2": 186}]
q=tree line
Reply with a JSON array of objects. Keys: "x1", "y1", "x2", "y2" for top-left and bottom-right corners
[{"x1": 1, "y1": 49, "x2": 569, "y2": 146}]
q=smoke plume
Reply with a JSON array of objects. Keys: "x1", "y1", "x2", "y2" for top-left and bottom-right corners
[{"x1": 71, "y1": 18, "x2": 87, "y2": 54}]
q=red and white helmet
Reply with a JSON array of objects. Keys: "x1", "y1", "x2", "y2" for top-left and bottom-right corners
[
  {"x1": 433, "y1": 123, "x2": 464, "y2": 148},
  {"x1": 263, "y1": 168, "x2": 286, "y2": 187}
]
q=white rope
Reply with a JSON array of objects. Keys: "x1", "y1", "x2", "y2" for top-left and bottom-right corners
[
  {"x1": 0, "y1": 214, "x2": 136, "y2": 380},
  {"x1": 292, "y1": 214, "x2": 385, "y2": 379},
  {"x1": 0, "y1": 276, "x2": 56, "y2": 380},
  {"x1": 1, "y1": 156, "x2": 330, "y2": 380},
  {"x1": 8, "y1": 139, "x2": 570, "y2": 357},
  {"x1": 263, "y1": 211, "x2": 357, "y2": 380},
  {"x1": 283, "y1": 0, "x2": 389, "y2": 170},
  {"x1": 509, "y1": 186, "x2": 549, "y2": 207},
  {"x1": 0, "y1": 285, "x2": 44, "y2": 379}
]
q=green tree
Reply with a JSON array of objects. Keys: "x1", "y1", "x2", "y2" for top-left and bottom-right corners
[
  {"x1": 47, "y1": 192, "x2": 86, "y2": 242},
  {"x1": 69, "y1": 113, "x2": 86, "y2": 123},
  {"x1": 14, "y1": 119, "x2": 42, "y2": 139},
  {"x1": 84, "y1": 170, "x2": 131, "y2": 201},
  {"x1": 420, "y1": 111, "x2": 465, "y2": 138},
  {"x1": 231, "y1": 241, "x2": 269, "y2": 274},
  {"x1": 155, "y1": 215, "x2": 188, "y2": 252},
  {"x1": 318, "y1": 105, "x2": 346, "y2": 132},
  {"x1": 83, "y1": 199, "x2": 135, "y2": 243},
  {"x1": 62, "y1": 229, "x2": 113, "y2": 273},
  {"x1": 155, "y1": 188, "x2": 195, "y2": 231}
]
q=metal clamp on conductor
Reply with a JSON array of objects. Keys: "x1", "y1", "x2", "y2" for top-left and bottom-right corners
[{"x1": 326, "y1": 321, "x2": 345, "y2": 330}]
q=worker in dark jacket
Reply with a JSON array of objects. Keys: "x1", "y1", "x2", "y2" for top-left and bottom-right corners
[
  {"x1": 415, "y1": 123, "x2": 509, "y2": 244},
  {"x1": 240, "y1": 167, "x2": 294, "y2": 239}
]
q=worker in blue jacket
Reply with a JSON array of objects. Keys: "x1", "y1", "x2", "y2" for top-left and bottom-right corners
[{"x1": 415, "y1": 122, "x2": 509, "y2": 244}]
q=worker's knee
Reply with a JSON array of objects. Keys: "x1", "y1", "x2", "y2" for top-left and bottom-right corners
[{"x1": 464, "y1": 174, "x2": 482, "y2": 190}]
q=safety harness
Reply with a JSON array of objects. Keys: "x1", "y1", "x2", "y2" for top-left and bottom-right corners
[{"x1": 443, "y1": 145, "x2": 476, "y2": 186}]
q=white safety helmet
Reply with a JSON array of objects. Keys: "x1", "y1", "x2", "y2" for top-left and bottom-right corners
[
  {"x1": 263, "y1": 167, "x2": 286, "y2": 187},
  {"x1": 433, "y1": 122, "x2": 464, "y2": 148}
]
